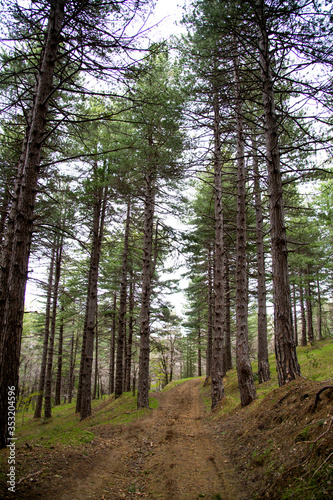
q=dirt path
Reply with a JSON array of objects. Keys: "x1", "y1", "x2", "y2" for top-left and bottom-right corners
[{"x1": 12, "y1": 379, "x2": 244, "y2": 500}]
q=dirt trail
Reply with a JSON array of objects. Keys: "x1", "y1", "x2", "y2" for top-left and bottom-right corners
[{"x1": 12, "y1": 379, "x2": 244, "y2": 500}]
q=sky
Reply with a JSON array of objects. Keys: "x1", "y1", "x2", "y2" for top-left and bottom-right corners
[{"x1": 148, "y1": 0, "x2": 187, "y2": 39}]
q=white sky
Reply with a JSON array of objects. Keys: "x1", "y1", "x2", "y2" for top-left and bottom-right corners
[{"x1": 149, "y1": 0, "x2": 187, "y2": 39}]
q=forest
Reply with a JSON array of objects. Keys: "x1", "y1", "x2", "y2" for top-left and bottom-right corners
[{"x1": 0, "y1": 0, "x2": 333, "y2": 495}]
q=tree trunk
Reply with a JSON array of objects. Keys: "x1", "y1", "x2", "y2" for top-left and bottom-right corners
[
  {"x1": 317, "y1": 277, "x2": 323, "y2": 340},
  {"x1": 224, "y1": 250, "x2": 232, "y2": 372},
  {"x1": 0, "y1": 189, "x2": 10, "y2": 251},
  {"x1": 93, "y1": 310, "x2": 99, "y2": 400},
  {"x1": 44, "y1": 234, "x2": 63, "y2": 419},
  {"x1": 137, "y1": 172, "x2": 156, "y2": 409},
  {"x1": 115, "y1": 200, "x2": 131, "y2": 398},
  {"x1": 109, "y1": 293, "x2": 117, "y2": 395},
  {"x1": 80, "y1": 184, "x2": 108, "y2": 420},
  {"x1": 293, "y1": 282, "x2": 298, "y2": 346},
  {"x1": 125, "y1": 276, "x2": 134, "y2": 392},
  {"x1": 306, "y1": 267, "x2": 314, "y2": 344},
  {"x1": 211, "y1": 84, "x2": 225, "y2": 410},
  {"x1": 206, "y1": 244, "x2": 213, "y2": 377},
  {"x1": 0, "y1": 0, "x2": 65, "y2": 448},
  {"x1": 55, "y1": 302, "x2": 64, "y2": 406},
  {"x1": 252, "y1": 133, "x2": 270, "y2": 383},
  {"x1": 34, "y1": 242, "x2": 56, "y2": 418},
  {"x1": 67, "y1": 332, "x2": 75, "y2": 404},
  {"x1": 233, "y1": 51, "x2": 257, "y2": 406},
  {"x1": 299, "y1": 273, "x2": 307, "y2": 347},
  {"x1": 258, "y1": 15, "x2": 300, "y2": 385},
  {"x1": 198, "y1": 321, "x2": 202, "y2": 377}
]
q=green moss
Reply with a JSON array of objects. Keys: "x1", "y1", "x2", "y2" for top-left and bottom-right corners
[{"x1": 281, "y1": 462, "x2": 333, "y2": 499}]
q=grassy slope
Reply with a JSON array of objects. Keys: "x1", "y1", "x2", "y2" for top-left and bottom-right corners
[{"x1": 201, "y1": 337, "x2": 333, "y2": 499}]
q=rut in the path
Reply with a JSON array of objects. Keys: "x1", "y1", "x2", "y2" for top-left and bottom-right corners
[{"x1": 139, "y1": 378, "x2": 239, "y2": 500}]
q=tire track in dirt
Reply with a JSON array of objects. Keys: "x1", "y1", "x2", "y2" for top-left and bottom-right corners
[{"x1": 137, "y1": 378, "x2": 239, "y2": 499}]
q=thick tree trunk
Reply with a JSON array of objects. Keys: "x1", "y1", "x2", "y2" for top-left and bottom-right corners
[
  {"x1": 0, "y1": 189, "x2": 10, "y2": 251},
  {"x1": 233, "y1": 52, "x2": 257, "y2": 406},
  {"x1": 115, "y1": 200, "x2": 131, "y2": 398},
  {"x1": 137, "y1": 172, "x2": 156, "y2": 409},
  {"x1": 258, "y1": 18, "x2": 300, "y2": 386},
  {"x1": 0, "y1": 0, "x2": 65, "y2": 448},
  {"x1": 211, "y1": 84, "x2": 225, "y2": 410},
  {"x1": 34, "y1": 242, "x2": 56, "y2": 418},
  {"x1": 55, "y1": 303, "x2": 64, "y2": 405},
  {"x1": 80, "y1": 185, "x2": 108, "y2": 420},
  {"x1": 252, "y1": 134, "x2": 270, "y2": 383},
  {"x1": 206, "y1": 244, "x2": 213, "y2": 377},
  {"x1": 44, "y1": 235, "x2": 63, "y2": 419}
]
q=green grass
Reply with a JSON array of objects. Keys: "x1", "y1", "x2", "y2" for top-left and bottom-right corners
[
  {"x1": 162, "y1": 376, "x2": 204, "y2": 392},
  {"x1": 11, "y1": 392, "x2": 159, "y2": 449}
]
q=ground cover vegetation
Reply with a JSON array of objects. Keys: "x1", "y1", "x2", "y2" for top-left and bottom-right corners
[{"x1": 1, "y1": 0, "x2": 333, "y2": 495}]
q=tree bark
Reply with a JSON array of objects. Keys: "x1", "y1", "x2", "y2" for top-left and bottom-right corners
[
  {"x1": 252, "y1": 133, "x2": 270, "y2": 383},
  {"x1": 125, "y1": 277, "x2": 134, "y2": 392},
  {"x1": 316, "y1": 277, "x2": 322, "y2": 340},
  {"x1": 80, "y1": 184, "x2": 108, "y2": 420},
  {"x1": 109, "y1": 293, "x2": 117, "y2": 395},
  {"x1": 206, "y1": 244, "x2": 213, "y2": 377},
  {"x1": 198, "y1": 320, "x2": 202, "y2": 377},
  {"x1": 34, "y1": 242, "x2": 56, "y2": 418},
  {"x1": 299, "y1": 272, "x2": 307, "y2": 346},
  {"x1": 233, "y1": 51, "x2": 257, "y2": 406},
  {"x1": 44, "y1": 233, "x2": 63, "y2": 419},
  {"x1": 93, "y1": 309, "x2": 99, "y2": 400},
  {"x1": 137, "y1": 172, "x2": 156, "y2": 409},
  {"x1": 306, "y1": 266, "x2": 314, "y2": 344},
  {"x1": 55, "y1": 302, "x2": 64, "y2": 405},
  {"x1": 0, "y1": 0, "x2": 65, "y2": 448},
  {"x1": 211, "y1": 83, "x2": 225, "y2": 410},
  {"x1": 0, "y1": 188, "x2": 10, "y2": 251},
  {"x1": 292, "y1": 282, "x2": 298, "y2": 346},
  {"x1": 224, "y1": 250, "x2": 233, "y2": 372},
  {"x1": 258, "y1": 12, "x2": 300, "y2": 385},
  {"x1": 67, "y1": 330, "x2": 75, "y2": 404},
  {"x1": 115, "y1": 200, "x2": 131, "y2": 398}
]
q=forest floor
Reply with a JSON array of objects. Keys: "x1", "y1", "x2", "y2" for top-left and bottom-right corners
[
  {"x1": 1, "y1": 379, "x2": 243, "y2": 500},
  {"x1": 1, "y1": 340, "x2": 333, "y2": 499}
]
